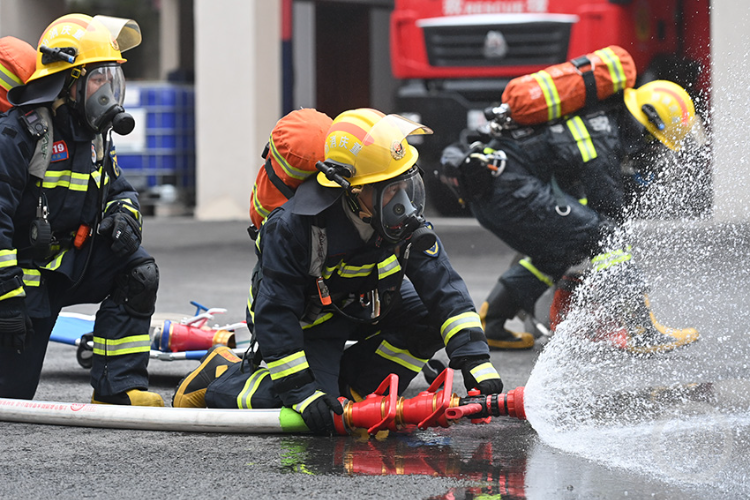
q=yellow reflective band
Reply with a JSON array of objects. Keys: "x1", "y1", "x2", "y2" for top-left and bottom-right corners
[
  {"x1": 0, "y1": 288, "x2": 25, "y2": 301},
  {"x1": 41, "y1": 249, "x2": 68, "y2": 271},
  {"x1": 532, "y1": 70, "x2": 561, "y2": 121},
  {"x1": 518, "y1": 257, "x2": 554, "y2": 287},
  {"x1": 269, "y1": 135, "x2": 310, "y2": 181},
  {"x1": 42, "y1": 170, "x2": 90, "y2": 192},
  {"x1": 323, "y1": 260, "x2": 375, "y2": 280},
  {"x1": 441, "y1": 311, "x2": 483, "y2": 345},
  {"x1": 470, "y1": 362, "x2": 500, "y2": 383},
  {"x1": 375, "y1": 340, "x2": 428, "y2": 373},
  {"x1": 591, "y1": 247, "x2": 633, "y2": 272},
  {"x1": 292, "y1": 390, "x2": 325, "y2": 414},
  {"x1": 301, "y1": 312, "x2": 334, "y2": 329},
  {"x1": 267, "y1": 351, "x2": 309, "y2": 380},
  {"x1": 578, "y1": 197, "x2": 588, "y2": 206},
  {"x1": 566, "y1": 116, "x2": 597, "y2": 163},
  {"x1": 91, "y1": 170, "x2": 103, "y2": 188},
  {"x1": 595, "y1": 47, "x2": 627, "y2": 93},
  {"x1": 92, "y1": 334, "x2": 151, "y2": 356},
  {"x1": 252, "y1": 183, "x2": 272, "y2": 219},
  {"x1": 22, "y1": 269, "x2": 41, "y2": 287},
  {"x1": 0, "y1": 249, "x2": 17, "y2": 268},
  {"x1": 237, "y1": 368, "x2": 271, "y2": 409},
  {"x1": 106, "y1": 200, "x2": 142, "y2": 226},
  {"x1": 377, "y1": 255, "x2": 401, "y2": 280},
  {"x1": 106, "y1": 198, "x2": 136, "y2": 209},
  {"x1": 0, "y1": 63, "x2": 23, "y2": 91}
]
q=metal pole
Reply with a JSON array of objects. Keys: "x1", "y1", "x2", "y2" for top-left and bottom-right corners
[
  {"x1": 281, "y1": 0, "x2": 294, "y2": 114},
  {"x1": 0, "y1": 398, "x2": 310, "y2": 434}
]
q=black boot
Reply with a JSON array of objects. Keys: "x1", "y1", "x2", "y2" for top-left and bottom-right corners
[
  {"x1": 616, "y1": 294, "x2": 700, "y2": 355},
  {"x1": 479, "y1": 280, "x2": 534, "y2": 350}
]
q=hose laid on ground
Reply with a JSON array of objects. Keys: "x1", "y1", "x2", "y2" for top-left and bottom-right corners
[{"x1": 0, "y1": 398, "x2": 309, "y2": 434}]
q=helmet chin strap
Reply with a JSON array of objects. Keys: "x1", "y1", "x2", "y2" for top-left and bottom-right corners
[{"x1": 345, "y1": 188, "x2": 373, "y2": 224}]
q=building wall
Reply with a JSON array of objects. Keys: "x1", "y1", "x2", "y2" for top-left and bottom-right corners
[
  {"x1": 711, "y1": 2, "x2": 750, "y2": 221},
  {"x1": 0, "y1": 0, "x2": 64, "y2": 45},
  {"x1": 193, "y1": 0, "x2": 281, "y2": 220}
]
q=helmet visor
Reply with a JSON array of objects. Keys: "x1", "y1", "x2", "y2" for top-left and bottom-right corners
[
  {"x1": 373, "y1": 167, "x2": 426, "y2": 243},
  {"x1": 92, "y1": 15, "x2": 142, "y2": 53},
  {"x1": 351, "y1": 114, "x2": 432, "y2": 183},
  {"x1": 82, "y1": 64, "x2": 126, "y2": 132}
]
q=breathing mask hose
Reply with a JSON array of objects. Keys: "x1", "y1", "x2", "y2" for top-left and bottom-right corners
[
  {"x1": 404, "y1": 216, "x2": 436, "y2": 252},
  {"x1": 69, "y1": 133, "x2": 112, "y2": 291}
]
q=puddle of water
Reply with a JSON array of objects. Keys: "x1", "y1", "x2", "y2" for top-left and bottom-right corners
[{"x1": 276, "y1": 427, "x2": 529, "y2": 499}]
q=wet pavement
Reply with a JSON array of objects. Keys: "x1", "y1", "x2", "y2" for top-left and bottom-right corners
[{"x1": 1, "y1": 216, "x2": 748, "y2": 499}]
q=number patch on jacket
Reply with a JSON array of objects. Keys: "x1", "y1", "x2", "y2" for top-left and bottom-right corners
[{"x1": 51, "y1": 141, "x2": 69, "y2": 162}]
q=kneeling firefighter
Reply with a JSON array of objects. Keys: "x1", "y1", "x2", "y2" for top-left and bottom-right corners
[
  {"x1": 0, "y1": 14, "x2": 161, "y2": 406},
  {"x1": 440, "y1": 80, "x2": 700, "y2": 354},
  {"x1": 174, "y1": 108, "x2": 503, "y2": 434}
]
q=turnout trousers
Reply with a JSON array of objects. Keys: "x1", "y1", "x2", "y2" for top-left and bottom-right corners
[
  {"x1": 0, "y1": 237, "x2": 155, "y2": 400},
  {"x1": 205, "y1": 280, "x2": 444, "y2": 409}
]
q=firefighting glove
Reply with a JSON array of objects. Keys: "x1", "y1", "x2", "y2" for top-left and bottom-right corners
[
  {"x1": 0, "y1": 298, "x2": 34, "y2": 352},
  {"x1": 98, "y1": 208, "x2": 142, "y2": 258},
  {"x1": 292, "y1": 390, "x2": 344, "y2": 436},
  {"x1": 451, "y1": 355, "x2": 504, "y2": 395}
]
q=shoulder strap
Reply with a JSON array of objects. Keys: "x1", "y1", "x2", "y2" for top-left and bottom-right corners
[
  {"x1": 570, "y1": 55, "x2": 599, "y2": 110},
  {"x1": 261, "y1": 142, "x2": 295, "y2": 200},
  {"x1": 22, "y1": 107, "x2": 53, "y2": 179},
  {"x1": 308, "y1": 214, "x2": 327, "y2": 277}
]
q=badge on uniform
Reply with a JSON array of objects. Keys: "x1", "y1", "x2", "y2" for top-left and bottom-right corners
[
  {"x1": 51, "y1": 140, "x2": 69, "y2": 162},
  {"x1": 422, "y1": 222, "x2": 440, "y2": 257},
  {"x1": 110, "y1": 149, "x2": 121, "y2": 178},
  {"x1": 423, "y1": 240, "x2": 440, "y2": 257}
]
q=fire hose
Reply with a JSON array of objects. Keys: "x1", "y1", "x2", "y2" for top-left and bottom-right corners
[{"x1": 0, "y1": 368, "x2": 525, "y2": 435}]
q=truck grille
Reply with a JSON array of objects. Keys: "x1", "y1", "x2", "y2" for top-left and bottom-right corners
[{"x1": 423, "y1": 21, "x2": 572, "y2": 68}]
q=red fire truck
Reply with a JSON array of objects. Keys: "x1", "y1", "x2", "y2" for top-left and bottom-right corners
[{"x1": 390, "y1": 0, "x2": 711, "y2": 215}]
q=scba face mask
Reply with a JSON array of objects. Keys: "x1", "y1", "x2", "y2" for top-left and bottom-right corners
[
  {"x1": 79, "y1": 64, "x2": 134, "y2": 135},
  {"x1": 371, "y1": 167, "x2": 436, "y2": 251}
]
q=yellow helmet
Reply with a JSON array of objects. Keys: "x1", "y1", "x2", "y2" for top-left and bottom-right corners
[
  {"x1": 318, "y1": 108, "x2": 433, "y2": 187},
  {"x1": 26, "y1": 13, "x2": 141, "y2": 84},
  {"x1": 623, "y1": 80, "x2": 695, "y2": 151}
]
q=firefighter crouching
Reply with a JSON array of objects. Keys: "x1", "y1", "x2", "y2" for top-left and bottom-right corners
[
  {"x1": 174, "y1": 108, "x2": 503, "y2": 434},
  {"x1": 440, "y1": 80, "x2": 701, "y2": 354},
  {"x1": 0, "y1": 14, "x2": 161, "y2": 406}
]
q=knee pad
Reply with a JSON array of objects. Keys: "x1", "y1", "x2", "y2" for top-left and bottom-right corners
[{"x1": 116, "y1": 259, "x2": 159, "y2": 318}]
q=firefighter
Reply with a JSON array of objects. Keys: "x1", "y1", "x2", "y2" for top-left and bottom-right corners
[
  {"x1": 0, "y1": 14, "x2": 162, "y2": 406},
  {"x1": 440, "y1": 80, "x2": 700, "y2": 354},
  {"x1": 174, "y1": 108, "x2": 503, "y2": 434}
]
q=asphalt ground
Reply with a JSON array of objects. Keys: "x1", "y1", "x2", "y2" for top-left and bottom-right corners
[{"x1": 1, "y1": 215, "x2": 748, "y2": 499}]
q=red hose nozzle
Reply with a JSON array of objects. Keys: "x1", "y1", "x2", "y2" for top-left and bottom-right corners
[
  {"x1": 503, "y1": 387, "x2": 526, "y2": 420},
  {"x1": 454, "y1": 386, "x2": 527, "y2": 421},
  {"x1": 445, "y1": 403, "x2": 483, "y2": 419},
  {"x1": 334, "y1": 370, "x2": 527, "y2": 436}
]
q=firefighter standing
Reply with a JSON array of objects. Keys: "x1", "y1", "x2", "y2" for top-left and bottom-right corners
[
  {"x1": 440, "y1": 80, "x2": 701, "y2": 354},
  {"x1": 174, "y1": 108, "x2": 503, "y2": 434},
  {"x1": 0, "y1": 14, "x2": 161, "y2": 406}
]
